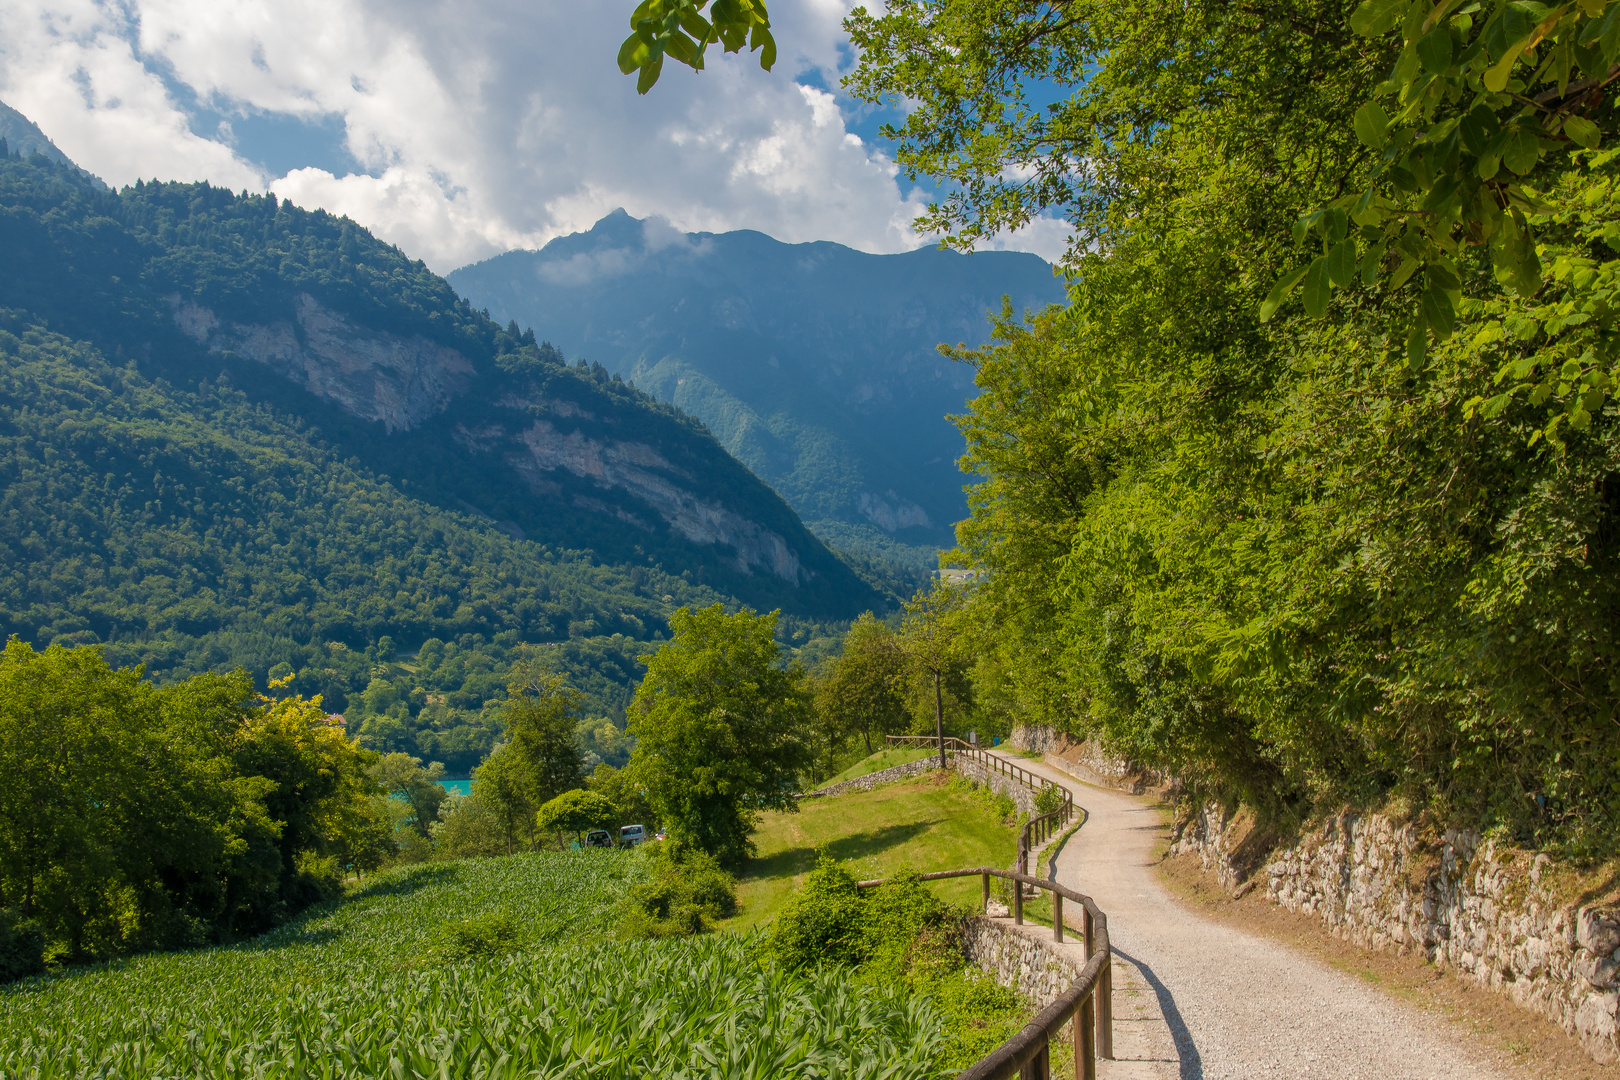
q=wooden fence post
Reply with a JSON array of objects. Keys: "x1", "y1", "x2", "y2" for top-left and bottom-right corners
[
  {"x1": 1099, "y1": 957, "x2": 1113, "y2": 1060},
  {"x1": 1078, "y1": 996, "x2": 1095, "y2": 1080}
]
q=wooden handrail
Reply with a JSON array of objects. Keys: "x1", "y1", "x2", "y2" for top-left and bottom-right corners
[{"x1": 855, "y1": 867, "x2": 1113, "y2": 1080}]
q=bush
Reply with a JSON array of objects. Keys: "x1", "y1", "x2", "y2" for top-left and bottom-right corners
[
  {"x1": 620, "y1": 843, "x2": 738, "y2": 937},
  {"x1": 433, "y1": 908, "x2": 520, "y2": 960},
  {"x1": 765, "y1": 857, "x2": 1027, "y2": 1070},
  {"x1": 0, "y1": 909, "x2": 46, "y2": 983},
  {"x1": 1033, "y1": 783, "x2": 1066, "y2": 818}
]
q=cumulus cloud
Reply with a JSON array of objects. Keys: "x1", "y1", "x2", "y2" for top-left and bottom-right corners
[{"x1": 0, "y1": 0, "x2": 1067, "y2": 271}]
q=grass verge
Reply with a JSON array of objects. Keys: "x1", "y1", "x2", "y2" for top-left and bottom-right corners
[{"x1": 727, "y1": 770, "x2": 1019, "y2": 931}]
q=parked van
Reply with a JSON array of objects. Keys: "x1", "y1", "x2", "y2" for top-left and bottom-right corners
[{"x1": 618, "y1": 824, "x2": 647, "y2": 848}]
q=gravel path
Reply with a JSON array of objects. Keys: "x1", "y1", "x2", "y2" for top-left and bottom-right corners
[{"x1": 980, "y1": 750, "x2": 1516, "y2": 1080}]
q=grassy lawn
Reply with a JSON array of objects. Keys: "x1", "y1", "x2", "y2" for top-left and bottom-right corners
[
  {"x1": 726, "y1": 770, "x2": 1020, "y2": 931},
  {"x1": 818, "y1": 747, "x2": 935, "y2": 788}
]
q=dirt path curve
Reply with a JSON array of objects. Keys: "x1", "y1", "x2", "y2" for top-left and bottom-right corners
[{"x1": 979, "y1": 749, "x2": 1514, "y2": 1080}]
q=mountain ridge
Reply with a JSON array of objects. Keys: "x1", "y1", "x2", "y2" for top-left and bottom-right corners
[{"x1": 448, "y1": 210, "x2": 1068, "y2": 558}]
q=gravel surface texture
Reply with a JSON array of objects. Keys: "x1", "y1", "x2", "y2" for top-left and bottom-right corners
[{"x1": 980, "y1": 750, "x2": 1516, "y2": 1080}]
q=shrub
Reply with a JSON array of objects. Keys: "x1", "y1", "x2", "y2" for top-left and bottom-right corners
[
  {"x1": 0, "y1": 909, "x2": 46, "y2": 983},
  {"x1": 766, "y1": 857, "x2": 1027, "y2": 1070},
  {"x1": 1033, "y1": 783, "x2": 1066, "y2": 818},
  {"x1": 620, "y1": 843, "x2": 738, "y2": 937},
  {"x1": 434, "y1": 908, "x2": 520, "y2": 960}
]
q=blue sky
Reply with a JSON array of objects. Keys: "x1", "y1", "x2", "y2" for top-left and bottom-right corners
[{"x1": 0, "y1": 0, "x2": 1069, "y2": 272}]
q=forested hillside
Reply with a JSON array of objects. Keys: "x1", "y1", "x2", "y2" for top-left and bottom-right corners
[
  {"x1": 0, "y1": 146, "x2": 879, "y2": 769},
  {"x1": 449, "y1": 210, "x2": 1065, "y2": 575}
]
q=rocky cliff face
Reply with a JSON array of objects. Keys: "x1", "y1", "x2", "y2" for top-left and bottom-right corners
[
  {"x1": 172, "y1": 293, "x2": 474, "y2": 432},
  {"x1": 172, "y1": 293, "x2": 809, "y2": 587}
]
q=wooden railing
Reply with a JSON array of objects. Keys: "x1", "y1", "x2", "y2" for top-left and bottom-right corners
[
  {"x1": 855, "y1": 867, "x2": 1113, "y2": 1080},
  {"x1": 884, "y1": 735, "x2": 1076, "y2": 880}
]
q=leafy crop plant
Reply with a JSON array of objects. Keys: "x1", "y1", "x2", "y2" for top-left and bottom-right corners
[{"x1": 0, "y1": 851, "x2": 951, "y2": 1078}]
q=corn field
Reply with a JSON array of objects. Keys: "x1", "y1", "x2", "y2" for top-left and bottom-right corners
[{"x1": 0, "y1": 852, "x2": 952, "y2": 1079}]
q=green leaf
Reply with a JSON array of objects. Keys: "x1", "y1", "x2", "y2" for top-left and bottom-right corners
[
  {"x1": 1417, "y1": 27, "x2": 1454, "y2": 73},
  {"x1": 636, "y1": 53, "x2": 665, "y2": 94},
  {"x1": 1354, "y1": 102, "x2": 1390, "y2": 149},
  {"x1": 1390, "y1": 253, "x2": 1423, "y2": 290},
  {"x1": 1351, "y1": 0, "x2": 1410, "y2": 36},
  {"x1": 1360, "y1": 242, "x2": 1388, "y2": 286},
  {"x1": 755, "y1": 26, "x2": 777, "y2": 70},
  {"x1": 1459, "y1": 105, "x2": 1501, "y2": 157},
  {"x1": 1422, "y1": 279, "x2": 1457, "y2": 337},
  {"x1": 1407, "y1": 320, "x2": 1429, "y2": 368},
  {"x1": 1564, "y1": 115, "x2": 1601, "y2": 148},
  {"x1": 1259, "y1": 263, "x2": 1311, "y2": 323},
  {"x1": 1484, "y1": 42, "x2": 1528, "y2": 93},
  {"x1": 618, "y1": 34, "x2": 651, "y2": 74},
  {"x1": 1328, "y1": 240, "x2": 1358, "y2": 287},
  {"x1": 1303, "y1": 257, "x2": 1331, "y2": 318},
  {"x1": 1503, "y1": 128, "x2": 1542, "y2": 175}
]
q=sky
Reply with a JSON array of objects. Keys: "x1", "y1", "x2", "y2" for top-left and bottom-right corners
[{"x1": 0, "y1": 0, "x2": 1071, "y2": 273}]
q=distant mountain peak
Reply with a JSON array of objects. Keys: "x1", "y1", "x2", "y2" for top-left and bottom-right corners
[{"x1": 0, "y1": 100, "x2": 75, "y2": 167}]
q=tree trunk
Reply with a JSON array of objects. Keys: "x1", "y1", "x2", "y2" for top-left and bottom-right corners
[{"x1": 933, "y1": 669, "x2": 946, "y2": 770}]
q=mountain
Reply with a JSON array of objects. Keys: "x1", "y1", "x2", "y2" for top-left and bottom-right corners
[
  {"x1": 0, "y1": 101, "x2": 74, "y2": 166},
  {"x1": 0, "y1": 140, "x2": 881, "y2": 769},
  {"x1": 447, "y1": 211, "x2": 1067, "y2": 566}
]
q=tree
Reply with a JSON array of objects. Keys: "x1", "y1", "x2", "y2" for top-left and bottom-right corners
[
  {"x1": 628, "y1": 605, "x2": 813, "y2": 864},
  {"x1": 815, "y1": 612, "x2": 910, "y2": 756},
  {"x1": 0, "y1": 639, "x2": 385, "y2": 959},
  {"x1": 471, "y1": 742, "x2": 537, "y2": 854},
  {"x1": 587, "y1": 762, "x2": 659, "y2": 833},
  {"x1": 502, "y1": 650, "x2": 586, "y2": 808},
  {"x1": 899, "y1": 581, "x2": 967, "y2": 770},
  {"x1": 534, "y1": 789, "x2": 619, "y2": 849},
  {"x1": 366, "y1": 754, "x2": 447, "y2": 839}
]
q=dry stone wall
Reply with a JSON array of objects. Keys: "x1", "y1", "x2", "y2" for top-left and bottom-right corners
[
  {"x1": 962, "y1": 915, "x2": 1082, "y2": 1008},
  {"x1": 803, "y1": 756, "x2": 940, "y2": 798},
  {"x1": 1172, "y1": 804, "x2": 1620, "y2": 1064},
  {"x1": 956, "y1": 754, "x2": 1038, "y2": 818}
]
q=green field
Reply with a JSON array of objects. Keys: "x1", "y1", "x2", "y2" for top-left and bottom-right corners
[
  {"x1": 0, "y1": 852, "x2": 952, "y2": 1079},
  {"x1": 818, "y1": 746, "x2": 934, "y2": 787},
  {"x1": 729, "y1": 770, "x2": 1020, "y2": 930}
]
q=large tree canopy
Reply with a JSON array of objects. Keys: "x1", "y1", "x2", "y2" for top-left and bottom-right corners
[
  {"x1": 628, "y1": 605, "x2": 812, "y2": 863},
  {"x1": 838, "y1": 0, "x2": 1620, "y2": 854}
]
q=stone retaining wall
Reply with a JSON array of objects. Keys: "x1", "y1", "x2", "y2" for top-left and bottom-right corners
[
  {"x1": 804, "y1": 756, "x2": 941, "y2": 798},
  {"x1": 962, "y1": 915, "x2": 1082, "y2": 1008},
  {"x1": 1012, "y1": 724, "x2": 1171, "y2": 794},
  {"x1": 1173, "y1": 803, "x2": 1620, "y2": 1064},
  {"x1": 956, "y1": 754, "x2": 1038, "y2": 818}
]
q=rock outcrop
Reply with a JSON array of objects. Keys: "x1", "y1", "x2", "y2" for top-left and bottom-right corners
[
  {"x1": 170, "y1": 295, "x2": 809, "y2": 586},
  {"x1": 172, "y1": 293, "x2": 474, "y2": 432}
]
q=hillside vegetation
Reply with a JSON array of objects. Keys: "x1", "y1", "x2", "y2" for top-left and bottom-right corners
[
  {"x1": 0, "y1": 145, "x2": 882, "y2": 764},
  {"x1": 844, "y1": 0, "x2": 1620, "y2": 854},
  {"x1": 0, "y1": 852, "x2": 959, "y2": 1079}
]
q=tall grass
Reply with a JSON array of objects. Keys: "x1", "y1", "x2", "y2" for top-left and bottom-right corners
[{"x1": 0, "y1": 852, "x2": 952, "y2": 1078}]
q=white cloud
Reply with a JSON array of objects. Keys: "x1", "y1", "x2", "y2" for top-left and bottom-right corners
[{"x1": 0, "y1": 0, "x2": 1059, "y2": 272}]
